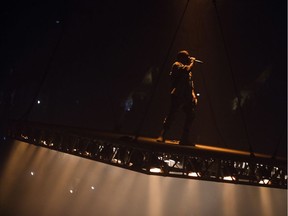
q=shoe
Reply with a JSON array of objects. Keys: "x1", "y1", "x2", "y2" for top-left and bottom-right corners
[
  {"x1": 156, "y1": 136, "x2": 165, "y2": 143},
  {"x1": 156, "y1": 129, "x2": 167, "y2": 143}
]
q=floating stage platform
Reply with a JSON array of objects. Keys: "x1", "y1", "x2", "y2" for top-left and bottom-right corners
[{"x1": 3, "y1": 120, "x2": 287, "y2": 189}]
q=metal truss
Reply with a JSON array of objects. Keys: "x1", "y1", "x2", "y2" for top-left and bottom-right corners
[{"x1": 4, "y1": 120, "x2": 287, "y2": 189}]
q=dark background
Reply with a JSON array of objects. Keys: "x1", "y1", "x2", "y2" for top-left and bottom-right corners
[{"x1": 1, "y1": 0, "x2": 287, "y2": 157}]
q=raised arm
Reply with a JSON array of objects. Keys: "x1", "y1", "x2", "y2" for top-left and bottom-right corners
[{"x1": 185, "y1": 57, "x2": 195, "y2": 71}]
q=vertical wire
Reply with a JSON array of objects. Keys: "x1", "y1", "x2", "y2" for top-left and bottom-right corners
[
  {"x1": 212, "y1": 0, "x2": 254, "y2": 156},
  {"x1": 134, "y1": 0, "x2": 191, "y2": 138},
  {"x1": 191, "y1": 5, "x2": 229, "y2": 148},
  {"x1": 19, "y1": 14, "x2": 66, "y2": 121},
  {"x1": 197, "y1": 59, "x2": 229, "y2": 148}
]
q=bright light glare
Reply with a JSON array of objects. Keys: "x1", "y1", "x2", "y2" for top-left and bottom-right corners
[
  {"x1": 37, "y1": 100, "x2": 41, "y2": 104},
  {"x1": 223, "y1": 176, "x2": 236, "y2": 181},
  {"x1": 40, "y1": 140, "x2": 47, "y2": 145},
  {"x1": 259, "y1": 179, "x2": 270, "y2": 184},
  {"x1": 91, "y1": 186, "x2": 95, "y2": 190},
  {"x1": 150, "y1": 168, "x2": 162, "y2": 173},
  {"x1": 188, "y1": 172, "x2": 200, "y2": 177},
  {"x1": 30, "y1": 172, "x2": 34, "y2": 176},
  {"x1": 164, "y1": 159, "x2": 175, "y2": 167},
  {"x1": 69, "y1": 190, "x2": 73, "y2": 194},
  {"x1": 242, "y1": 162, "x2": 248, "y2": 169},
  {"x1": 112, "y1": 158, "x2": 122, "y2": 164},
  {"x1": 21, "y1": 135, "x2": 28, "y2": 140},
  {"x1": 196, "y1": 93, "x2": 200, "y2": 96}
]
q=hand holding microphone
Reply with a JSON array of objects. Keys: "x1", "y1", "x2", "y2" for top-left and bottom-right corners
[{"x1": 190, "y1": 56, "x2": 204, "y2": 63}]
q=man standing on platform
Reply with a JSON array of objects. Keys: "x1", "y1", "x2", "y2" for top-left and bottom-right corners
[{"x1": 157, "y1": 50, "x2": 198, "y2": 145}]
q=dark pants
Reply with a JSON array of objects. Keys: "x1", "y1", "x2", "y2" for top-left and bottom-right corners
[{"x1": 163, "y1": 94, "x2": 196, "y2": 142}]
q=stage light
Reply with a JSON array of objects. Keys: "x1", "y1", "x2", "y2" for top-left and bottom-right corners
[
  {"x1": 98, "y1": 144, "x2": 113, "y2": 161},
  {"x1": 221, "y1": 161, "x2": 237, "y2": 181},
  {"x1": 164, "y1": 159, "x2": 176, "y2": 167},
  {"x1": 259, "y1": 179, "x2": 270, "y2": 184},
  {"x1": 113, "y1": 147, "x2": 129, "y2": 164},
  {"x1": 273, "y1": 169, "x2": 288, "y2": 186},
  {"x1": 41, "y1": 140, "x2": 47, "y2": 145},
  {"x1": 37, "y1": 130, "x2": 56, "y2": 148},
  {"x1": 150, "y1": 167, "x2": 162, "y2": 173},
  {"x1": 37, "y1": 100, "x2": 41, "y2": 104},
  {"x1": 185, "y1": 158, "x2": 202, "y2": 177},
  {"x1": 72, "y1": 137, "x2": 90, "y2": 155},
  {"x1": 255, "y1": 164, "x2": 272, "y2": 185},
  {"x1": 223, "y1": 176, "x2": 236, "y2": 181},
  {"x1": 188, "y1": 172, "x2": 201, "y2": 177},
  {"x1": 162, "y1": 153, "x2": 184, "y2": 168},
  {"x1": 60, "y1": 135, "x2": 78, "y2": 152},
  {"x1": 46, "y1": 132, "x2": 63, "y2": 150},
  {"x1": 148, "y1": 154, "x2": 168, "y2": 174},
  {"x1": 21, "y1": 134, "x2": 28, "y2": 140},
  {"x1": 83, "y1": 139, "x2": 103, "y2": 157},
  {"x1": 129, "y1": 150, "x2": 144, "y2": 170}
]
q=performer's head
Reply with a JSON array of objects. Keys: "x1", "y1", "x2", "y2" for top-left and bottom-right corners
[{"x1": 177, "y1": 50, "x2": 190, "y2": 64}]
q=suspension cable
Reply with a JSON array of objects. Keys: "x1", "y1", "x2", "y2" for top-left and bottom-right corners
[
  {"x1": 134, "y1": 0, "x2": 191, "y2": 138},
  {"x1": 19, "y1": 20, "x2": 65, "y2": 121},
  {"x1": 197, "y1": 56, "x2": 229, "y2": 148},
  {"x1": 186, "y1": 4, "x2": 229, "y2": 148},
  {"x1": 212, "y1": 0, "x2": 254, "y2": 156}
]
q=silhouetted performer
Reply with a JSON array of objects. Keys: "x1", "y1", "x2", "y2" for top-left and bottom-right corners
[{"x1": 157, "y1": 50, "x2": 198, "y2": 145}]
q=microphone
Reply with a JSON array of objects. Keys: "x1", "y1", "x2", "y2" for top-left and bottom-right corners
[{"x1": 190, "y1": 57, "x2": 204, "y2": 63}]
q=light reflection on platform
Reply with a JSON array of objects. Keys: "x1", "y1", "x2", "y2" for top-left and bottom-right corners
[{"x1": 136, "y1": 136, "x2": 282, "y2": 160}]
